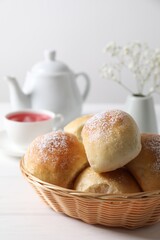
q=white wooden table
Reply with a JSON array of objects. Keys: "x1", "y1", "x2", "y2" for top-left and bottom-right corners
[{"x1": 0, "y1": 102, "x2": 160, "y2": 240}]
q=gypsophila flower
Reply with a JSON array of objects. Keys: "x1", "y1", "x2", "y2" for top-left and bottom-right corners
[{"x1": 101, "y1": 41, "x2": 160, "y2": 96}]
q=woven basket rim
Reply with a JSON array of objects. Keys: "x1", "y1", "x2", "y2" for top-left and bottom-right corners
[{"x1": 20, "y1": 158, "x2": 160, "y2": 200}]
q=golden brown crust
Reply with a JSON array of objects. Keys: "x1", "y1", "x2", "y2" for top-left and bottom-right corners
[
  {"x1": 82, "y1": 110, "x2": 142, "y2": 173},
  {"x1": 24, "y1": 131, "x2": 89, "y2": 188},
  {"x1": 74, "y1": 167, "x2": 141, "y2": 194},
  {"x1": 64, "y1": 114, "x2": 92, "y2": 142},
  {"x1": 127, "y1": 133, "x2": 160, "y2": 191}
]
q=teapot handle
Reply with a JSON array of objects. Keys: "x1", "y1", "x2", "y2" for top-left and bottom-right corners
[{"x1": 75, "y1": 72, "x2": 90, "y2": 101}]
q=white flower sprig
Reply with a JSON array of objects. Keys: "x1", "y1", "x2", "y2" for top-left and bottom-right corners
[{"x1": 101, "y1": 42, "x2": 160, "y2": 96}]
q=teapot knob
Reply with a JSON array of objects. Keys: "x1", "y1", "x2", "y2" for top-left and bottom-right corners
[{"x1": 44, "y1": 50, "x2": 56, "y2": 61}]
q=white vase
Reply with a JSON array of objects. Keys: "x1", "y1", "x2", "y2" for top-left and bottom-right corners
[{"x1": 125, "y1": 94, "x2": 158, "y2": 133}]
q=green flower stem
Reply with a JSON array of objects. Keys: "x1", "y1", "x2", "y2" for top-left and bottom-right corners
[{"x1": 117, "y1": 81, "x2": 134, "y2": 94}]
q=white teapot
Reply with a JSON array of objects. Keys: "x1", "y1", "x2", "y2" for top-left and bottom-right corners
[{"x1": 6, "y1": 50, "x2": 90, "y2": 125}]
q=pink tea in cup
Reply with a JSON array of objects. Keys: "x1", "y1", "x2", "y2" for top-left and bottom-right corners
[
  {"x1": 4, "y1": 109, "x2": 63, "y2": 149},
  {"x1": 7, "y1": 112, "x2": 51, "y2": 122}
]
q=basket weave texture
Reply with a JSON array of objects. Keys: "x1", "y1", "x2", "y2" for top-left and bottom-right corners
[{"x1": 20, "y1": 159, "x2": 160, "y2": 229}]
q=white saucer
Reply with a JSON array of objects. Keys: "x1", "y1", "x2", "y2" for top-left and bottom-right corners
[{"x1": 0, "y1": 130, "x2": 26, "y2": 157}]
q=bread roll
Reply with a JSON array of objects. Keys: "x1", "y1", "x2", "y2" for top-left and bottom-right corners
[
  {"x1": 127, "y1": 133, "x2": 160, "y2": 191},
  {"x1": 82, "y1": 110, "x2": 141, "y2": 173},
  {"x1": 24, "y1": 131, "x2": 89, "y2": 188},
  {"x1": 64, "y1": 114, "x2": 92, "y2": 142},
  {"x1": 74, "y1": 167, "x2": 141, "y2": 194}
]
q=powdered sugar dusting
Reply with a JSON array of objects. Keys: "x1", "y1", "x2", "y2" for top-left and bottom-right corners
[
  {"x1": 30, "y1": 130, "x2": 76, "y2": 164},
  {"x1": 38, "y1": 131, "x2": 68, "y2": 151},
  {"x1": 143, "y1": 135, "x2": 160, "y2": 173},
  {"x1": 83, "y1": 110, "x2": 130, "y2": 142}
]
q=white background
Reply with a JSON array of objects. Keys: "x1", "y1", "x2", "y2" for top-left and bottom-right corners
[{"x1": 0, "y1": 0, "x2": 160, "y2": 104}]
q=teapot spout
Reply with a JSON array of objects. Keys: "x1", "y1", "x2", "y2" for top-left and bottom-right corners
[{"x1": 5, "y1": 76, "x2": 31, "y2": 110}]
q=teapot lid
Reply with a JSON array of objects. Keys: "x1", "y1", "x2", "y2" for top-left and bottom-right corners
[{"x1": 31, "y1": 50, "x2": 71, "y2": 75}]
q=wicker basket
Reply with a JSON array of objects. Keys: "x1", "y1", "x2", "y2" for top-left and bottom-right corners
[{"x1": 20, "y1": 159, "x2": 160, "y2": 229}]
